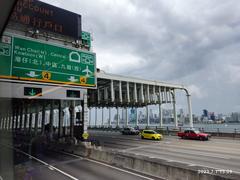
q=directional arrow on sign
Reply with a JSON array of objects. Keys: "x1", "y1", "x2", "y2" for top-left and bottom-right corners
[
  {"x1": 29, "y1": 89, "x2": 36, "y2": 96},
  {"x1": 68, "y1": 76, "x2": 78, "y2": 82},
  {"x1": 26, "y1": 71, "x2": 39, "y2": 78}
]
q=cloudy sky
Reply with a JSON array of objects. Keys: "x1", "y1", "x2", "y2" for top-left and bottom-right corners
[{"x1": 43, "y1": 0, "x2": 240, "y2": 115}]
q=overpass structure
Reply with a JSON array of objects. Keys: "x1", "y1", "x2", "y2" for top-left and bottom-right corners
[{"x1": 88, "y1": 70, "x2": 193, "y2": 129}]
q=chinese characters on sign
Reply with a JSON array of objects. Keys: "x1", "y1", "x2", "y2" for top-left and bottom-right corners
[
  {"x1": 10, "y1": 0, "x2": 82, "y2": 39},
  {"x1": 0, "y1": 34, "x2": 96, "y2": 88}
]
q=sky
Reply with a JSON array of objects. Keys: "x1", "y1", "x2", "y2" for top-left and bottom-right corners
[{"x1": 42, "y1": 0, "x2": 240, "y2": 115}]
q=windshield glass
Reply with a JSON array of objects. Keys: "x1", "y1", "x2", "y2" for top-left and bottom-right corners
[{"x1": 1, "y1": 1, "x2": 239, "y2": 180}]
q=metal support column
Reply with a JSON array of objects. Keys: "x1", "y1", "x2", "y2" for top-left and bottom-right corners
[
  {"x1": 159, "y1": 103, "x2": 163, "y2": 128},
  {"x1": 101, "y1": 107, "x2": 104, "y2": 127},
  {"x1": 49, "y1": 100, "x2": 54, "y2": 139},
  {"x1": 158, "y1": 88, "x2": 163, "y2": 128},
  {"x1": 108, "y1": 107, "x2": 111, "y2": 127},
  {"x1": 116, "y1": 107, "x2": 120, "y2": 127},
  {"x1": 147, "y1": 85, "x2": 150, "y2": 104},
  {"x1": 111, "y1": 80, "x2": 115, "y2": 102},
  {"x1": 146, "y1": 105, "x2": 149, "y2": 127},
  {"x1": 141, "y1": 84, "x2": 144, "y2": 103},
  {"x1": 15, "y1": 108, "x2": 19, "y2": 130},
  {"x1": 136, "y1": 108, "x2": 138, "y2": 127},
  {"x1": 122, "y1": 108, "x2": 124, "y2": 127},
  {"x1": 28, "y1": 112, "x2": 33, "y2": 134},
  {"x1": 89, "y1": 108, "x2": 91, "y2": 127},
  {"x1": 24, "y1": 105, "x2": 28, "y2": 132},
  {"x1": 153, "y1": 86, "x2": 156, "y2": 103},
  {"x1": 69, "y1": 100, "x2": 75, "y2": 138},
  {"x1": 19, "y1": 105, "x2": 23, "y2": 130},
  {"x1": 58, "y1": 100, "x2": 63, "y2": 138},
  {"x1": 119, "y1": 81, "x2": 122, "y2": 103},
  {"x1": 172, "y1": 90, "x2": 178, "y2": 128},
  {"x1": 134, "y1": 83, "x2": 137, "y2": 103},
  {"x1": 187, "y1": 94, "x2": 193, "y2": 128},
  {"x1": 164, "y1": 87, "x2": 167, "y2": 103},
  {"x1": 95, "y1": 107, "x2": 97, "y2": 127},
  {"x1": 34, "y1": 105, "x2": 39, "y2": 136},
  {"x1": 41, "y1": 101, "x2": 46, "y2": 135},
  {"x1": 126, "y1": 82, "x2": 130, "y2": 103},
  {"x1": 125, "y1": 107, "x2": 128, "y2": 127}
]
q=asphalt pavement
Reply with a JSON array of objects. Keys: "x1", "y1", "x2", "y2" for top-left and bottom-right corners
[
  {"x1": 88, "y1": 130, "x2": 240, "y2": 174},
  {"x1": 0, "y1": 144, "x2": 160, "y2": 180}
]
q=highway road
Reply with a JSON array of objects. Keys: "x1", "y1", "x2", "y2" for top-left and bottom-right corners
[
  {"x1": 89, "y1": 130, "x2": 240, "y2": 174},
  {"x1": 0, "y1": 144, "x2": 160, "y2": 180}
]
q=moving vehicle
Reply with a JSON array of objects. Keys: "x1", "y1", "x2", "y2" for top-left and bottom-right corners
[
  {"x1": 141, "y1": 130, "x2": 163, "y2": 140},
  {"x1": 121, "y1": 127, "x2": 139, "y2": 135},
  {"x1": 177, "y1": 129, "x2": 211, "y2": 141}
]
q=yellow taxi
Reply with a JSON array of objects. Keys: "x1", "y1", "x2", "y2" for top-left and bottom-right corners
[{"x1": 141, "y1": 130, "x2": 163, "y2": 140}]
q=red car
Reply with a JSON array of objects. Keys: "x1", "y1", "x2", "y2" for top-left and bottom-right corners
[{"x1": 177, "y1": 129, "x2": 211, "y2": 141}]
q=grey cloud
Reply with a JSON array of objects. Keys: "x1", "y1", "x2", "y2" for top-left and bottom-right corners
[{"x1": 44, "y1": 0, "x2": 240, "y2": 114}]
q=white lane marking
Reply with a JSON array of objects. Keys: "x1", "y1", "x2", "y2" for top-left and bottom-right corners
[
  {"x1": 0, "y1": 143, "x2": 79, "y2": 180},
  {"x1": 61, "y1": 151, "x2": 159, "y2": 180}
]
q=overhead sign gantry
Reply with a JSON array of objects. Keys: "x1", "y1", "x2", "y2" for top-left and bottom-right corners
[{"x1": 0, "y1": 34, "x2": 96, "y2": 88}]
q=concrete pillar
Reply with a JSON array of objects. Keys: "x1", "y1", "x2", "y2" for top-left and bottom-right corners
[
  {"x1": 34, "y1": 105, "x2": 39, "y2": 136},
  {"x1": 187, "y1": 94, "x2": 193, "y2": 128},
  {"x1": 172, "y1": 90, "x2": 178, "y2": 128},
  {"x1": 159, "y1": 103, "x2": 163, "y2": 128},
  {"x1": 158, "y1": 90, "x2": 163, "y2": 128},
  {"x1": 153, "y1": 86, "x2": 156, "y2": 103},
  {"x1": 126, "y1": 82, "x2": 130, "y2": 103},
  {"x1": 164, "y1": 87, "x2": 167, "y2": 103},
  {"x1": 141, "y1": 84, "x2": 144, "y2": 103},
  {"x1": 134, "y1": 83, "x2": 138, "y2": 103},
  {"x1": 136, "y1": 108, "x2": 138, "y2": 127},
  {"x1": 97, "y1": 89, "x2": 101, "y2": 104},
  {"x1": 146, "y1": 105, "x2": 149, "y2": 127},
  {"x1": 0, "y1": 115, "x2": 2, "y2": 129},
  {"x1": 3, "y1": 116, "x2": 7, "y2": 130},
  {"x1": 24, "y1": 105, "x2": 28, "y2": 132},
  {"x1": 15, "y1": 108, "x2": 19, "y2": 130},
  {"x1": 28, "y1": 112, "x2": 33, "y2": 134},
  {"x1": 95, "y1": 107, "x2": 97, "y2": 127},
  {"x1": 49, "y1": 100, "x2": 54, "y2": 139},
  {"x1": 83, "y1": 93, "x2": 89, "y2": 135},
  {"x1": 104, "y1": 87, "x2": 108, "y2": 103},
  {"x1": 19, "y1": 106, "x2": 23, "y2": 130},
  {"x1": 111, "y1": 80, "x2": 114, "y2": 102},
  {"x1": 69, "y1": 100, "x2": 75, "y2": 138},
  {"x1": 101, "y1": 107, "x2": 104, "y2": 127},
  {"x1": 125, "y1": 107, "x2": 128, "y2": 127},
  {"x1": 89, "y1": 108, "x2": 91, "y2": 127},
  {"x1": 41, "y1": 101, "x2": 46, "y2": 135},
  {"x1": 58, "y1": 100, "x2": 63, "y2": 138},
  {"x1": 119, "y1": 81, "x2": 122, "y2": 103},
  {"x1": 147, "y1": 85, "x2": 150, "y2": 103},
  {"x1": 7, "y1": 111, "x2": 11, "y2": 131},
  {"x1": 122, "y1": 108, "x2": 124, "y2": 127},
  {"x1": 108, "y1": 107, "x2": 111, "y2": 127},
  {"x1": 116, "y1": 107, "x2": 120, "y2": 127}
]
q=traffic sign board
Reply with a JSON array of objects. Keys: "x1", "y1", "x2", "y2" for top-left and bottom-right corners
[{"x1": 0, "y1": 33, "x2": 96, "y2": 88}]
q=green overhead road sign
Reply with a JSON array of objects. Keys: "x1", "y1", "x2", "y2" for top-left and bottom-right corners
[
  {"x1": 24, "y1": 87, "x2": 42, "y2": 96},
  {"x1": 0, "y1": 34, "x2": 96, "y2": 88}
]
